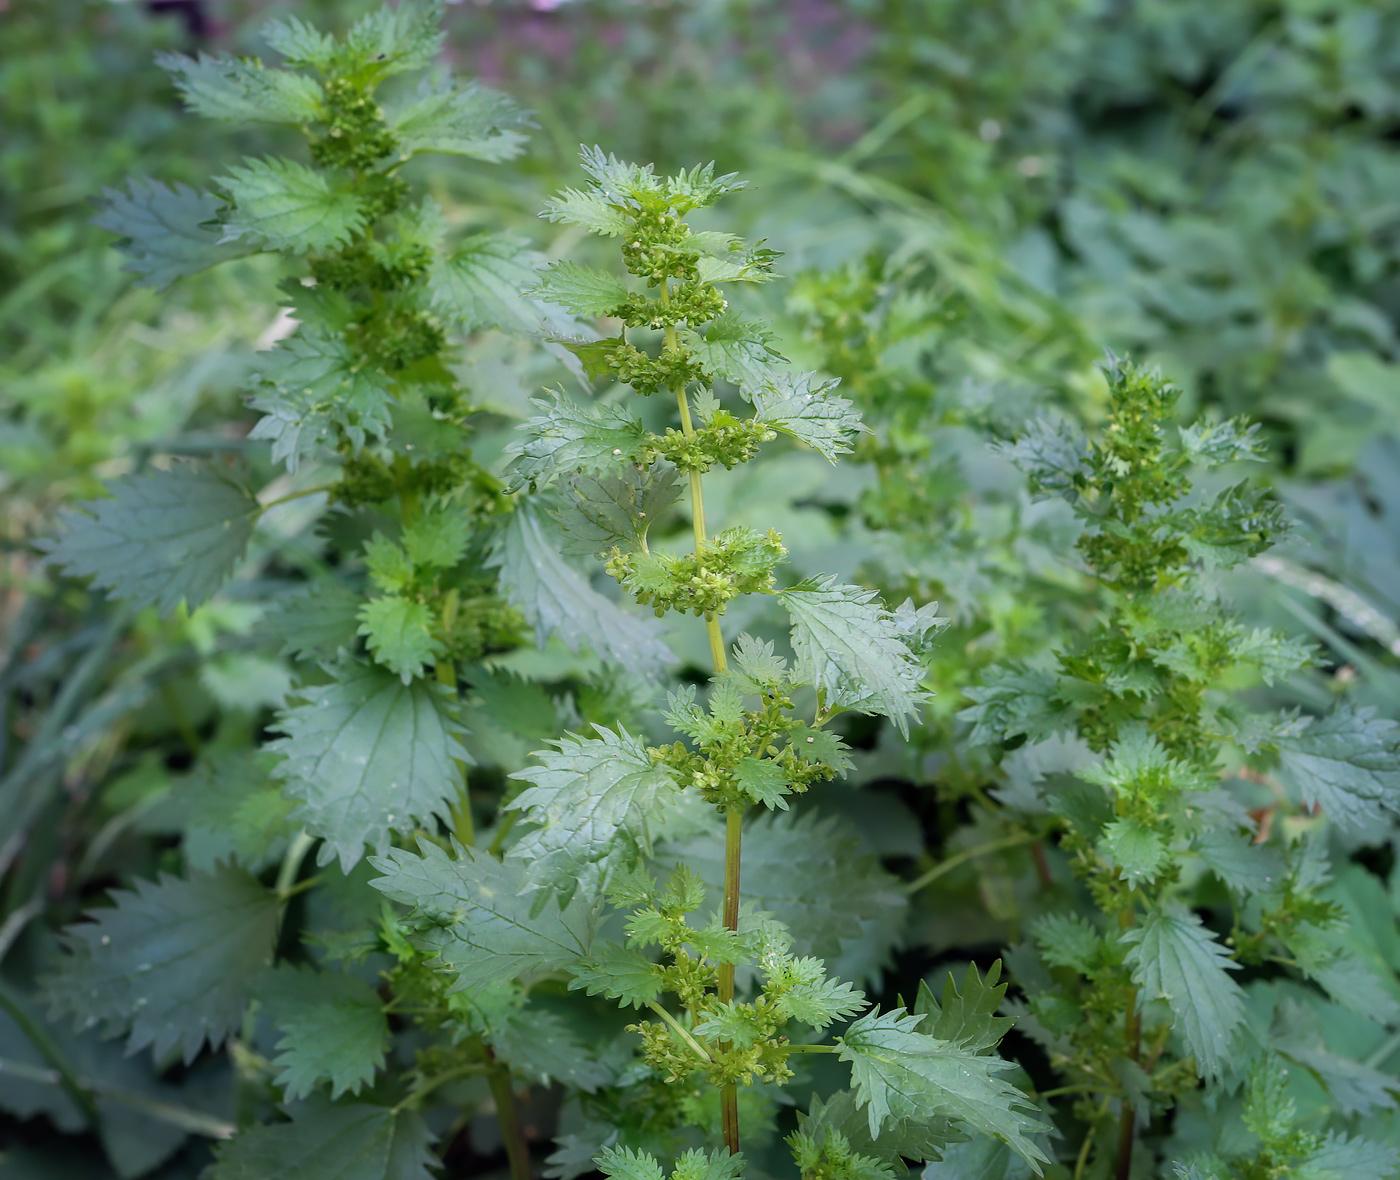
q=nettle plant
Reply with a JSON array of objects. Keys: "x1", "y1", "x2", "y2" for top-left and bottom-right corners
[
  {"x1": 965, "y1": 359, "x2": 1400, "y2": 1178},
  {"x1": 368, "y1": 150, "x2": 1051, "y2": 1179}
]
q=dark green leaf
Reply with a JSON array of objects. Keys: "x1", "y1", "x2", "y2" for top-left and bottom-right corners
[
  {"x1": 505, "y1": 392, "x2": 648, "y2": 489},
  {"x1": 158, "y1": 52, "x2": 323, "y2": 123},
  {"x1": 219, "y1": 157, "x2": 367, "y2": 253},
  {"x1": 1273, "y1": 706, "x2": 1400, "y2": 834},
  {"x1": 389, "y1": 76, "x2": 529, "y2": 161},
  {"x1": 568, "y1": 941, "x2": 663, "y2": 1008},
  {"x1": 914, "y1": 961, "x2": 1014, "y2": 1054},
  {"x1": 41, "y1": 464, "x2": 258, "y2": 616},
  {"x1": 427, "y1": 232, "x2": 551, "y2": 334},
  {"x1": 258, "y1": 965, "x2": 389, "y2": 1100}
]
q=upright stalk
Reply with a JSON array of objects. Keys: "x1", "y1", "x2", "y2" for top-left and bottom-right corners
[
  {"x1": 488, "y1": 1051, "x2": 534, "y2": 1180},
  {"x1": 1114, "y1": 906, "x2": 1140, "y2": 1180},
  {"x1": 667, "y1": 300, "x2": 742, "y2": 1154}
]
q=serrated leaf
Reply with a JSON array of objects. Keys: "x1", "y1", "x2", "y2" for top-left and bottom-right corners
[
  {"x1": 45, "y1": 863, "x2": 278, "y2": 1063},
  {"x1": 402, "y1": 503, "x2": 470, "y2": 568},
  {"x1": 553, "y1": 466, "x2": 681, "y2": 556},
  {"x1": 780, "y1": 576, "x2": 930, "y2": 738},
  {"x1": 995, "y1": 415, "x2": 1089, "y2": 502},
  {"x1": 358, "y1": 595, "x2": 442, "y2": 683},
  {"x1": 749, "y1": 371, "x2": 865, "y2": 463},
  {"x1": 370, "y1": 841, "x2": 598, "y2": 989},
  {"x1": 596, "y1": 1147, "x2": 666, "y2": 1180},
  {"x1": 158, "y1": 51, "x2": 323, "y2": 122},
  {"x1": 207, "y1": 1095, "x2": 436, "y2": 1180},
  {"x1": 959, "y1": 666, "x2": 1073, "y2": 747},
  {"x1": 263, "y1": 15, "x2": 336, "y2": 68},
  {"x1": 774, "y1": 970, "x2": 868, "y2": 1030},
  {"x1": 92, "y1": 179, "x2": 257, "y2": 289},
  {"x1": 568, "y1": 941, "x2": 662, "y2": 1008},
  {"x1": 1273, "y1": 706, "x2": 1400, "y2": 834},
  {"x1": 685, "y1": 310, "x2": 784, "y2": 385},
  {"x1": 426, "y1": 231, "x2": 550, "y2": 334},
  {"x1": 1122, "y1": 911, "x2": 1244, "y2": 1080},
  {"x1": 343, "y1": 0, "x2": 445, "y2": 77},
  {"x1": 258, "y1": 965, "x2": 389, "y2": 1100},
  {"x1": 1030, "y1": 913, "x2": 1099, "y2": 974},
  {"x1": 41, "y1": 464, "x2": 259, "y2": 616},
  {"x1": 486, "y1": 998, "x2": 608, "y2": 1091},
  {"x1": 1178, "y1": 418, "x2": 1264, "y2": 467},
  {"x1": 532, "y1": 261, "x2": 630, "y2": 317},
  {"x1": 541, "y1": 187, "x2": 629, "y2": 236},
  {"x1": 506, "y1": 392, "x2": 647, "y2": 489},
  {"x1": 1297, "y1": 1133, "x2": 1400, "y2": 1180},
  {"x1": 800, "y1": 1089, "x2": 956, "y2": 1175},
  {"x1": 390, "y1": 75, "x2": 529, "y2": 161},
  {"x1": 1098, "y1": 819, "x2": 1167, "y2": 888},
  {"x1": 266, "y1": 582, "x2": 364, "y2": 661},
  {"x1": 734, "y1": 756, "x2": 790, "y2": 810},
  {"x1": 507, "y1": 726, "x2": 680, "y2": 903},
  {"x1": 269, "y1": 662, "x2": 470, "y2": 871},
  {"x1": 489, "y1": 503, "x2": 675, "y2": 676},
  {"x1": 671, "y1": 1149, "x2": 746, "y2": 1180},
  {"x1": 838, "y1": 1008, "x2": 1048, "y2": 1172},
  {"x1": 219, "y1": 157, "x2": 367, "y2": 253},
  {"x1": 915, "y1": 961, "x2": 1013, "y2": 1054},
  {"x1": 1191, "y1": 829, "x2": 1286, "y2": 895},
  {"x1": 169, "y1": 751, "x2": 296, "y2": 873}
]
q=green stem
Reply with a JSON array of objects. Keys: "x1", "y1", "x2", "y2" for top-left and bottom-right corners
[
  {"x1": 664, "y1": 283, "x2": 740, "y2": 1153},
  {"x1": 0, "y1": 984, "x2": 101, "y2": 1128},
  {"x1": 1115, "y1": 909, "x2": 1141, "y2": 1180},
  {"x1": 258, "y1": 483, "x2": 335, "y2": 512},
  {"x1": 435, "y1": 655, "x2": 475, "y2": 847},
  {"x1": 903, "y1": 831, "x2": 1038, "y2": 895},
  {"x1": 488, "y1": 1055, "x2": 533, "y2": 1180},
  {"x1": 275, "y1": 832, "x2": 315, "y2": 897},
  {"x1": 648, "y1": 1001, "x2": 712, "y2": 1062},
  {"x1": 778, "y1": 1042, "x2": 839, "y2": 1054}
]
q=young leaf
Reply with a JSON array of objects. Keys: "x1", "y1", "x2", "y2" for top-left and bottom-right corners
[
  {"x1": 684, "y1": 310, "x2": 784, "y2": 385},
  {"x1": 158, "y1": 52, "x2": 324, "y2": 123},
  {"x1": 262, "y1": 15, "x2": 337, "y2": 70},
  {"x1": 994, "y1": 415, "x2": 1090, "y2": 502},
  {"x1": 207, "y1": 1095, "x2": 436, "y2": 1180},
  {"x1": 532, "y1": 260, "x2": 631, "y2": 317},
  {"x1": 219, "y1": 157, "x2": 367, "y2": 253},
  {"x1": 485, "y1": 997, "x2": 608, "y2": 1092},
  {"x1": 780, "y1": 576, "x2": 930, "y2": 738},
  {"x1": 914, "y1": 961, "x2": 1014, "y2": 1054},
  {"x1": 508, "y1": 726, "x2": 680, "y2": 903},
  {"x1": 268, "y1": 662, "x2": 470, "y2": 871},
  {"x1": 41, "y1": 464, "x2": 259, "y2": 616},
  {"x1": 426, "y1": 231, "x2": 550, "y2": 334},
  {"x1": 1121, "y1": 911, "x2": 1245, "y2": 1080},
  {"x1": 506, "y1": 392, "x2": 648, "y2": 489},
  {"x1": 838, "y1": 1008, "x2": 1049, "y2": 1172},
  {"x1": 370, "y1": 841, "x2": 598, "y2": 988},
  {"x1": 266, "y1": 581, "x2": 364, "y2": 661},
  {"x1": 389, "y1": 76, "x2": 529, "y2": 161},
  {"x1": 357, "y1": 595, "x2": 442, "y2": 683},
  {"x1": 92, "y1": 178, "x2": 258, "y2": 289},
  {"x1": 749, "y1": 372, "x2": 866, "y2": 463},
  {"x1": 541, "y1": 186, "x2": 630, "y2": 237},
  {"x1": 773, "y1": 970, "x2": 868, "y2": 1030},
  {"x1": 45, "y1": 864, "x2": 279, "y2": 1063},
  {"x1": 1272, "y1": 705, "x2": 1400, "y2": 834},
  {"x1": 1191, "y1": 828, "x2": 1286, "y2": 896},
  {"x1": 489, "y1": 503, "x2": 675, "y2": 676},
  {"x1": 734, "y1": 756, "x2": 790, "y2": 810},
  {"x1": 1098, "y1": 819, "x2": 1168, "y2": 888},
  {"x1": 257, "y1": 965, "x2": 390, "y2": 1100},
  {"x1": 343, "y1": 0, "x2": 446, "y2": 77},
  {"x1": 595, "y1": 1147, "x2": 665, "y2": 1180},
  {"x1": 568, "y1": 941, "x2": 664, "y2": 1008},
  {"x1": 1030, "y1": 913, "x2": 1100, "y2": 974}
]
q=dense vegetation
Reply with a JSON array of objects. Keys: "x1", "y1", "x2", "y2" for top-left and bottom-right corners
[{"x1": 4, "y1": 2, "x2": 1400, "y2": 1179}]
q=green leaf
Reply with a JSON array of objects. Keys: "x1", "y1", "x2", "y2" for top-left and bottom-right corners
[
  {"x1": 248, "y1": 328, "x2": 396, "y2": 468},
  {"x1": 269, "y1": 662, "x2": 470, "y2": 871},
  {"x1": 358, "y1": 595, "x2": 442, "y2": 683},
  {"x1": 389, "y1": 76, "x2": 529, "y2": 161},
  {"x1": 263, "y1": 15, "x2": 337, "y2": 69},
  {"x1": 158, "y1": 51, "x2": 323, "y2": 122},
  {"x1": 596, "y1": 1147, "x2": 666, "y2": 1180},
  {"x1": 780, "y1": 576, "x2": 930, "y2": 738},
  {"x1": 1296, "y1": 1133, "x2": 1400, "y2": 1180},
  {"x1": 41, "y1": 464, "x2": 259, "y2": 616},
  {"x1": 1098, "y1": 819, "x2": 1168, "y2": 888},
  {"x1": 541, "y1": 187, "x2": 629, "y2": 237},
  {"x1": 484, "y1": 995, "x2": 608, "y2": 1091},
  {"x1": 838, "y1": 1008, "x2": 1048, "y2": 1173},
  {"x1": 1191, "y1": 828, "x2": 1286, "y2": 896},
  {"x1": 532, "y1": 261, "x2": 630, "y2": 317},
  {"x1": 92, "y1": 179, "x2": 257, "y2": 289},
  {"x1": 914, "y1": 961, "x2": 1014, "y2": 1054},
  {"x1": 506, "y1": 392, "x2": 648, "y2": 489},
  {"x1": 219, "y1": 157, "x2": 367, "y2": 253},
  {"x1": 553, "y1": 466, "x2": 682, "y2": 557},
  {"x1": 401, "y1": 503, "x2": 470, "y2": 568},
  {"x1": 169, "y1": 751, "x2": 296, "y2": 873},
  {"x1": 773, "y1": 967, "x2": 868, "y2": 1030},
  {"x1": 1273, "y1": 706, "x2": 1400, "y2": 834},
  {"x1": 426, "y1": 231, "x2": 551, "y2": 334},
  {"x1": 508, "y1": 726, "x2": 680, "y2": 903},
  {"x1": 749, "y1": 372, "x2": 866, "y2": 463},
  {"x1": 369, "y1": 841, "x2": 598, "y2": 989},
  {"x1": 959, "y1": 666, "x2": 1073, "y2": 747},
  {"x1": 343, "y1": 0, "x2": 446, "y2": 78},
  {"x1": 489, "y1": 503, "x2": 675, "y2": 676},
  {"x1": 45, "y1": 863, "x2": 279, "y2": 1062},
  {"x1": 798, "y1": 1089, "x2": 955, "y2": 1175},
  {"x1": 1030, "y1": 913, "x2": 1100, "y2": 974},
  {"x1": 1177, "y1": 418, "x2": 1264, "y2": 466},
  {"x1": 734, "y1": 756, "x2": 790, "y2": 810},
  {"x1": 672, "y1": 1149, "x2": 746, "y2": 1180},
  {"x1": 684, "y1": 310, "x2": 784, "y2": 385},
  {"x1": 266, "y1": 582, "x2": 364, "y2": 661},
  {"x1": 207, "y1": 1095, "x2": 436, "y2": 1180},
  {"x1": 1121, "y1": 911, "x2": 1245, "y2": 1080},
  {"x1": 257, "y1": 965, "x2": 389, "y2": 1100},
  {"x1": 568, "y1": 941, "x2": 663, "y2": 1008},
  {"x1": 995, "y1": 415, "x2": 1089, "y2": 502}
]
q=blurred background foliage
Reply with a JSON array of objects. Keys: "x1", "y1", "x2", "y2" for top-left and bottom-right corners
[{"x1": 4, "y1": 0, "x2": 1400, "y2": 1175}]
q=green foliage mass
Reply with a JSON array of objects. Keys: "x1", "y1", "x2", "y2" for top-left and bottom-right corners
[{"x1": 4, "y1": 2, "x2": 1400, "y2": 1179}]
